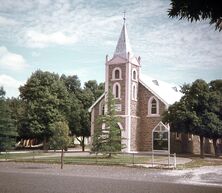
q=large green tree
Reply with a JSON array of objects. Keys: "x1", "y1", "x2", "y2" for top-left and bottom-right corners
[
  {"x1": 19, "y1": 70, "x2": 69, "y2": 150},
  {"x1": 0, "y1": 87, "x2": 17, "y2": 151},
  {"x1": 163, "y1": 79, "x2": 222, "y2": 157},
  {"x1": 7, "y1": 98, "x2": 30, "y2": 140},
  {"x1": 169, "y1": 0, "x2": 222, "y2": 31},
  {"x1": 61, "y1": 75, "x2": 104, "y2": 151},
  {"x1": 208, "y1": 80, "x2": 222, "y2": 155}
]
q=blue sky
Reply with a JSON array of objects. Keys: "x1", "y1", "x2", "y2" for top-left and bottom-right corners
[{"x1": 0, "y1": 0, "x2": 221, "y2": 98}]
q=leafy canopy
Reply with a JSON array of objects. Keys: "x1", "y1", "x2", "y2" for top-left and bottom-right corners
[
  {"x1": 169, "y1": 0, "x2": 222, "y2": 31},
  {"x1": 19, "y1": 70, "x2": 69, "y2": 144},
  {"x1": 0, "y1": 87, "x2": 17, "y2": 151}
]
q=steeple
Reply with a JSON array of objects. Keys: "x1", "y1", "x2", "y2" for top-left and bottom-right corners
[{"x1": 113, "y1": 14, "x2": 133, "y2": 59}]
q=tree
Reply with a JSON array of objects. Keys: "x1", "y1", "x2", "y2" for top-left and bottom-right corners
[
  {"x1": 7, "y1": 98, "x2": 30, "y2": 141},
  {"x1": 92, "y1": 91, "x2": 125, "y2": 157},
  {"x1": 61, "y1": 76, "x2": 105, "y2": 151},
  {"x1": 49, "y1": 121, "x2": 70, "y2": 169},
  {"x1": 208, "y1": 80, "x2": 222, "y2": 156},
  {"x1": 169, "y1": 0, "x2": 222, "y2": 31},
  {"x1": 19, "y1": 70, "x2": 69, "y2": 150},
  {"x1": 84, "y1": 80, "x2": 105, "y2": 100},
  {"x1": 0, "y1": 87, "x2": 17, "y2": 151},
  {"x1": 61, "y1": 74, "x2": 81, "y2": 97},
  {"x1": 61, "y1": 75, "x2": 90, "y2": 151},
  {"x1": 163, "y1": 79, "x2": 222, "y2": 157}
]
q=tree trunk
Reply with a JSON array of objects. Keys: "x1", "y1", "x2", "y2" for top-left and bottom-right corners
[
  {"x1": 200, "y1": 136, "x2": 204, "y2": 158},
  {"x1": 81, "y1": 136, "x2": 85, "y2": 152},
  {"x1": 213, "y1": 138, "x2": 218, "y2": 157},
  {"x1": 61, "y1": 149, "x2": 64, "y2": 169},
  {"x1": 43, "y1": 137, "x2": 48, "y2": 152}
]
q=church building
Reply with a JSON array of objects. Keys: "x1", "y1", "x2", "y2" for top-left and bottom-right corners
[{"x1": 88, "y1": 18, "x2": 216, "y2": 154}]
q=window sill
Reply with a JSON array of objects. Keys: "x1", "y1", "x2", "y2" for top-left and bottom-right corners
[
  {"x1": 111, "y1": 78, "x2": 123, "y2": 81},
  {"x1": 147, "y1": 114, "x2": 160, "y2": 118}
]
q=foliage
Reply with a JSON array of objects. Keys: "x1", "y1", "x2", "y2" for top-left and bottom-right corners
[
  {"x1": 61, "y1": 75, "x2": 104, "y2": 151},
  {"x1": 92, "y1": 91, "x2": 125, "y2": 155},
  {"x1": 169, "y1": 0, "x2": 222, "y2": 31},
  {"x1": 163, "y1": 79, "x2": 222, "y2": 157},
  {"x1": 84, "y1": 80, "x2": 105, "y2": 100},
  {"x1": 49, "y1": 121, "x2": 70, "y2": 169},
  {"x1": 7, "y1": 98, "x2": 30, "y2": 139},
  {"x1": 19, "y1": 70, "x2": 69, "y2": 149},
  {"x1": 49, "y1": 121, "x2": 70, "y2": 150},
  {"x1": 0, "y1": 87, "x2": 17, "y2": 151}
]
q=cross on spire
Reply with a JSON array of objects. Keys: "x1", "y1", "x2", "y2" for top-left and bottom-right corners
[
  {"x1": 113, "y1": 11, "x2": 133, "y2": 59},
  {"x1": 123, "y1": 10, "x2": 126, "y2": 23}
]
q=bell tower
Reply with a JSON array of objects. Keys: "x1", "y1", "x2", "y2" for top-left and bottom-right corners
[{"x1": 105, "y1": 16, "x2": 141, "y2": 152}]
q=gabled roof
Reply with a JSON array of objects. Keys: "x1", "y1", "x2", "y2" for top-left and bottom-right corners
[
  {"x1": 139, "y1": 74, "x2": 183, "y2": 106},
  {"x1": 113, "y1": 22, "x2": 133, "y2": 59},
  {"x1": 88, "y1": 92, "x2": 105, "y2": 113}
]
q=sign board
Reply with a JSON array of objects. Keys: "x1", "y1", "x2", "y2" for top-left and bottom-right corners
[
  {"x1": 115, "y1": 104, "x2": 122, "y2": 112},
  {"x1": 152, "y1": 122, "x2": 170, "y2": 152}
]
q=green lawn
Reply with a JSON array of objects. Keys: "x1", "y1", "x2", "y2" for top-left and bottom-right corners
[
  {"x1": 35, "y1": 154, "x2": 156, "y2": 165},
  {"x1": 2, "y1": 151, "x2": 221, "y2": 169},
  {"x1": 177, "y1": 156, "x2": 222, "y2": 169},
  {"x1": 0, "y1": 151, "x2": 165, "y2": 166}
]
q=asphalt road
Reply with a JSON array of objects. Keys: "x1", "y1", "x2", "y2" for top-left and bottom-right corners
[{"x1": 0, "y1": 162, "x2": 222, "y2": 193}]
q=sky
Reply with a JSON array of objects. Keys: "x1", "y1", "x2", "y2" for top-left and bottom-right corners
[{"x1": 0, "y1": 0, "x2": 221, "y2": 98}]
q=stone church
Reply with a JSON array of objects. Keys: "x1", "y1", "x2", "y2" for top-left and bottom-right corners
[{"x1": 89, "y1": 19, "x2": 217, "y2": 154}]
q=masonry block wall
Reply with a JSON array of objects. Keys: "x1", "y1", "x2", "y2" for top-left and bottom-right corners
[
  {"x1": 133, "y1": 82, "x2": 166, "y2": 151},
  {"x1": 108, "y1": 63, "x2": 126, "y2": 115}
]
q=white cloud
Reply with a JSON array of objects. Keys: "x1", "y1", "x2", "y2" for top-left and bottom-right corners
[
  {"x1": 25, "y1": 31, "x2": 78, "y2": 48},
  {"x1": 0, "y1": 0, "x2": 221, "y2": 88},
  {"x1": 0, "y1": 16, "x2": 18, "y2": 26},
  {"x1": 0, "y1": 74, "x2": 23, "y2": 97},
  {"x1": 0, "y1": 47, "x2": 28, "y2": 70}
]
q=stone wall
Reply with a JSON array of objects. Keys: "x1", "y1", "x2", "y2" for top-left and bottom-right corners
[
  {"x1": 130, "y1": 117, "x2": 140, "y2": 151},
  {"x1": 108, "y1": 63, "x2": 126, "y2": 115},
  {"x1": 133, "y1": 82, "x2": 166, "y2": 151}
]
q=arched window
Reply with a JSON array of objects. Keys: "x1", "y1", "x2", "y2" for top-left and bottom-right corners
[
  {"x1": 113, "y1": 82, "x2": 121, "y2": 99},
  {"x1": 132, "y1": 69, "x2": 137, "y2": 81},
  {"x1": 132, "y1": 83, "x2": 137, "y2": 100},
  {"x1": 148, "y1": 96, "x2": 159, "y2": 116},
  {"x1": 115, "y1": 69, "x2": 120, "y2": 79},
  {"x1": 151, "y1": 99, "x2": 157, "y2": 114},
  {"x1": 99, "y1": 100, "x2": 105, "y2": 115},
  {"x1": 112, "y1": 67, "x2": 122, "y2": 80}
]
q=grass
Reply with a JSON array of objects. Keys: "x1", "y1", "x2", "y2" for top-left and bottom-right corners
[
  {"x1": 0, "y1": 151, "x2": 53, "y2": 160},
  {"x1": 177, "y1": 156, "x2": 222, "y2": 169},
  {"x1": 1, "y1": 151, "x2": 221, "y2": 169},
  {"x1": 25, "y1": 154, "x2": 155, "y2": 165},
  {"x1": 0, "y1": 151, "x2": 165, "y2": 166}
]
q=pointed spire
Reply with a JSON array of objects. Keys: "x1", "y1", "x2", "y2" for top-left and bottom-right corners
[{"x1": 113, "y1": 13, "x2": 133, "y2": 59}]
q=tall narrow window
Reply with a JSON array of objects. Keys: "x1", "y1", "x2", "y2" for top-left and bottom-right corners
[
  {"x1": 132, "y1": 83, "x2": 137, "y2": 100},
  {"x1": 113, "y1": 82, "x2": 121, "y2": 99},
  {"x1": 115, "y1": 84, "x2": 119, "y2": 98},
  {"x1": 115, "y1": 69, "x2": 120, "y2": 79},
  {"x1": 151, "y1": 99, "x2": 157, "y2": 114},
  {"x1": 132, "y1": 69, "x2": 137, "y2": 81},
  {"x1": 148, "y1": 96, "x2": 159, "y2": 116},
  {"x1": 99, "y1": 100, "x2": 105, "y2": 115}
]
